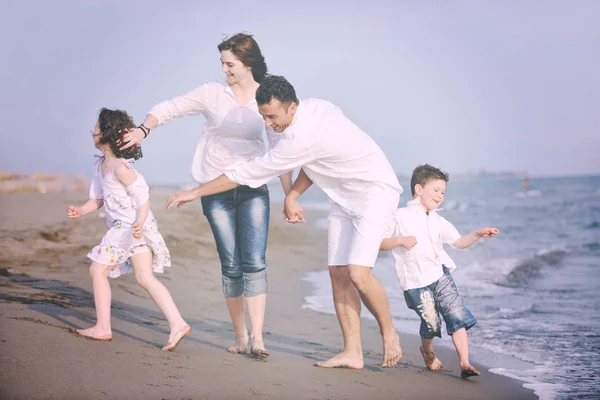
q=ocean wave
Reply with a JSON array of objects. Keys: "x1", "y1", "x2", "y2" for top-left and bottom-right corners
[
  {"x1": 497, "y1": 246, "x2": 569, "y2": 288},
  {"x1": 584, "y1": 221, "x2": 600, "y2": 229},
  {"x1": 514, "y1": 190, "x2": 542, "y2": 199}
]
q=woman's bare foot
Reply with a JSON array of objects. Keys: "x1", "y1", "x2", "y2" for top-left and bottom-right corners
[
  {"x1": 460, "y1": 365, "x2": 481, "y2": 379},
  {"x1": 250, "y1": 340, "x2": 270, "y2": 359},
  {"x1": 162, "y1": 325, "x2": 191, "y2": 351},
  {"x1": 382, "y1": 333, "x2": 403, "y2": 367},
  {"x1": 70, "y1": 326, "x2": 112, "y2": 341},
  {"x1": 314, "y1": 351, "x2": 364, "y2": 369},
  {"x1": 420, "y1": 346, "x2": 443, "y2": 371},
  {"x1": 228, "y1": 336, "x2": 248, "y2": 354}
]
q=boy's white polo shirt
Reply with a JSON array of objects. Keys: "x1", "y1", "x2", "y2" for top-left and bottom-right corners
[{"x1": 384, "y1": 198, "x2": 462, "y2": 291}]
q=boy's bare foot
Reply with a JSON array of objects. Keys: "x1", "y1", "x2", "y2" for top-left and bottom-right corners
[
  {"x1": 382, "y1": 333, "x2": 402, "y2": 367},
  {"x1": 162, "y1": 325, "x2": 191, "y2": 351},
  {"x1": 250, "y1": 340, "x2": 270, "y2": 359},
  {"x1": 228, "y1": 336, "x2": 248, "y2": 354},
  {"x1": 314, "y1": 351, "x2": 364, "y2": 369},
  {"x1": 420, "y1": 346, "x2": 443, "y2": 371},
  {"x1": 460, "y1": 366, "x2": 481, "y2": 379},
  {"x1": 69, "y1": 327, "x2": 112, "y2": 341}
]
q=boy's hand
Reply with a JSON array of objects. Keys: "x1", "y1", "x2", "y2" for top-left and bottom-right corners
[
  {"x1": 400, "y1": 236, "x2": 418, "y2": 249},
  {"x1": 133, "y1": 221, "x2": 144, "y2": 238},
  {"x1": 477, "y1": 227, "x2": 499, "y2": 237},
  {"x1": 67, "y1": 206, "x2": 82, "y2": 219}
]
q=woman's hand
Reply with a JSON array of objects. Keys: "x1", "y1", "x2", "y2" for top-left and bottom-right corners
[
  {"x1": 119, "y1": 128, "x2": 145, "y2": 150},
  {"x1": 165, "y1": 189, "x2": 200, "y2": 211}
]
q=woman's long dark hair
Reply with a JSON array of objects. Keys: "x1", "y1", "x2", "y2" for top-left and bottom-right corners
[{"x1": 218, "y1": 33, "x2": 268, "y2": 83}]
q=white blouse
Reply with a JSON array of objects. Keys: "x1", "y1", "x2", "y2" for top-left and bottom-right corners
[{"x1": 148, "y1": 82, "x2": 270, "y2": 184}]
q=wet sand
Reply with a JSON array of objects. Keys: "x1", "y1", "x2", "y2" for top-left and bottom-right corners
[{"x1": 0, "y1": 191, "x2": 536, "y2": 400}]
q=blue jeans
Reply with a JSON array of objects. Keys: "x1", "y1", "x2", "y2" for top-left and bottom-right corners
[
  {"x1": 404, "y1": 266, "x2": 477, "y2": 339},
  {"x1": 201, "y1": 185, "x2": 270, "y2": 298}
]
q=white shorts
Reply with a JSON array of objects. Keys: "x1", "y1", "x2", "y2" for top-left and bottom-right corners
[{"x1": 327, "y1": 187, "x2": 399, "y2": 267}]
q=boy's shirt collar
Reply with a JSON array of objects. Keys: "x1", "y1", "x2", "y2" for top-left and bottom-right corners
[{"x1": 406, "y1": 197, "x2": 443, "y2": 214}]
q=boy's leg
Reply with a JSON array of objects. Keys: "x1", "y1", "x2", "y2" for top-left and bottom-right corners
[
  {"x1": 451, "y1": 328, "x2": 480, "y2": 378},
  {"x1": 129, "y1": 251, "x2": 190, "y2": 350},
  {"x1": 75, "y1": 262, "x2": 113, "y2": 340},
  {"x1": 420, "y1": 337, "x2": 443, "y2": 371},
  {"x1": 404, "y1": 286, "x2": 443, "y2": 370}
]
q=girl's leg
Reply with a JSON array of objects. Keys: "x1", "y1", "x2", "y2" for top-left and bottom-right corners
[
  {"x1": 129, "y1": 251, "x2": 190, "y2": 350},
  {"x1": 202, "y1": 192, "x2": 248, "y2": 354},
  {"x1": 76, "y1": 262, "x2": 113, "y2": 340},
  {"x1": 237, "y1": 185, "x2": 270, "y2": 357}
]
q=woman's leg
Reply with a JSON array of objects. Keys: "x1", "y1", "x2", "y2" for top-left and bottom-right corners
[
  {"x1": 75, "y1": 262, "x2": 113, "y2": 340},
  {"x1": 237, "y1": 185, "x2": 270, "y2": 357},
  {"x1": 202, "y1": 192, "x2": 248, "y2": 353},
  {"x1": 129, "y1": 251, "x2": 190, "y2": 350}
]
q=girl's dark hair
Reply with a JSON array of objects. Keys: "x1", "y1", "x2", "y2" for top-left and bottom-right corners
[
  {"x1": 97, "y1": 108, "x2": 142, "y2": 160},
  {"x1": 256, "y1": 75, "x2": 299, "y2": 106},
  {"x1": 218, "y1": 33, "x2": 268, "y2": 83},
  {"x1": 410, "y1": 164, "x2": 449, "y2": 196}
]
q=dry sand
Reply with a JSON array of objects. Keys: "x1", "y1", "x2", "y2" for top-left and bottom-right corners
[{"x1": 0, "y1": 190, "x2": 536, "y2": 400}]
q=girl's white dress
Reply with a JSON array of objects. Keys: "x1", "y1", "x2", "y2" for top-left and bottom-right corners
[{"x1": 87, "y1": 158, "x2": 171, "y2": 278}]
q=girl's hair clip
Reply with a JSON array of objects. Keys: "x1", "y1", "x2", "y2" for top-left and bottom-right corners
[{"x1": 103, "y1": 124, "x2": 109, "y2": 129}]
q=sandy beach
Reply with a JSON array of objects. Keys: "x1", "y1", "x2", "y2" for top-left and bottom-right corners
[{"x1": 0, "y1": 190, "x2": 536, "y2": 400}]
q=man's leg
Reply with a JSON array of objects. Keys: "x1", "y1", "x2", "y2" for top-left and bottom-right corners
[
  {"x1": 347, "y1": 264, "x2": 402, "y2": 367},
  {"x1": 315, "y1": 265, "x2": 364, "y2": 369}
]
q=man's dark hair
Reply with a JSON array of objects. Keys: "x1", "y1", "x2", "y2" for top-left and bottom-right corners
[
  {"x1": 410, "y1": 164, "x2": 449, "y2": 196},
  {"x1": 256, "y1": 75, "x2": 299, "y2": 106}
]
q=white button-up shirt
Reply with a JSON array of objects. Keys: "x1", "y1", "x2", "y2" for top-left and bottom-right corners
[
  {"x1": 384, "y1": 198, "x2": 462, "y2": 291},
  {"x1": 225, "y1": 98, "x2": 403, "y2": 215},
  {"x1": 148, "y1": 82, "x2": 269, "y2": 184}
]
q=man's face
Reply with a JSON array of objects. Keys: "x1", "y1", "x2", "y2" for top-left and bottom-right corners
[
  {"x1": 415, "y1": 179, "x2": 446, "y2": 212},
  {"x1": 258, "y1": 99, "x2": 297, "y2": 133}
]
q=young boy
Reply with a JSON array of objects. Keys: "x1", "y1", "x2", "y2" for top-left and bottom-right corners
[{"x1": 381, "y1": 164, "x2": 499, "y2": 378}]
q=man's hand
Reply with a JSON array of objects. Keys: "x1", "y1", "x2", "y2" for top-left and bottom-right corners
[
  {"x1": 67, "y1": 205, "x2": 82, "y2": 219},
  {"x1": 283, "y1": 197, "x2": 305, "y2": 224},
  {"x1": 400, "y1": 236, "x2": 418, "y2": 250},
  {"x1": 165, "y1": 189, "x2": 199, "y2": 211},
  {"x1": 477, "y1": 227, "x2": 499, "y2": 238},
  {"x1": 133, "y1": 221, "x2": 144, "y2": 238}
]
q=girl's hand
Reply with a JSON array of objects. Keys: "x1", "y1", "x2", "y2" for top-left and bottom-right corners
[
  {"x1": 67, "y1": 206, "x2": 82, "y2": 219},
  {"x1": 119, "y1": 128, "x2": 145, "y2": 150},
  {"x1": 400, "y1": 236, "x2": 418, "y2": 249},
  {"x1": 477, "y1": 227, "x2": 499, "y2": 237},
  {"x1": 133, "y1": 221, "x2": 144, "y2": 238}
]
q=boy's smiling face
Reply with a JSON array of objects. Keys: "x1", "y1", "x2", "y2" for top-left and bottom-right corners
[{"x1": 415, "y1": 178, "x2": 446, "y2": 212}]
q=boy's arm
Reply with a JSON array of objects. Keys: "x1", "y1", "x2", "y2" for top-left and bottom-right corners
[
  {"x1": 453, "y1": 227, "x2": 499, "y2": 249},
  {"x1": 380, "y1": 236, "x2": 418, "y2": 250}
]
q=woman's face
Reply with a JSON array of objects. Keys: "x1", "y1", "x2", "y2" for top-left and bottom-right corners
[{"x1": 220, "y1": 50, "x2": 252, "y2": 84}]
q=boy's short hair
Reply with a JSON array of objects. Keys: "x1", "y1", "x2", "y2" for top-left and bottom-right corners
[{"x1": 410, "y1": 164, "x2": 449, "y2": 196}]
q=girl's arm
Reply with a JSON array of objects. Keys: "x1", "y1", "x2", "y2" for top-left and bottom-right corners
[
  {"x1": 113, "y1": 163, "x2": 150, "y2": 238},
  {"x1": 67, "y1": 198, "x2": 104, "y2": 219},
  {"x1": 380, "y1": 236, "x2": 417, "y2": 251},
  {"x1": 133, "y1": 200, "x2": 150, "y2": 239},
  {"x1": 453, "y1": 227, "x2": 499, "y2": 249}
]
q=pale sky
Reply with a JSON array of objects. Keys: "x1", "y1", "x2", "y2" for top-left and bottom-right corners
[{"x1": 1, "y1": 0, "x2": 599, "y2": 184}]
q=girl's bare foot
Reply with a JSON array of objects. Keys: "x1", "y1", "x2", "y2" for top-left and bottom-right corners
[
  {"x1": 70, "y1": 326, "x2": 112, "y2": 341},
  {"x1": 162, "y1": 325, "x2": 191, "y2": 351},
  {"x1": 250, "y1": 340, "x2": 270, "y2": 359},
  {"x1": 420, "y1": 346, "x2": 443, "y2": 371},
  {"x1": 228, "y1": 336, "x2": 248, "y2": 354}
]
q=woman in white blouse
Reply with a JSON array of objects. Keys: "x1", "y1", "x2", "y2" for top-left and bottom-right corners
[{"x1": 120, "y1": 33, "x2": 290, "y2": 358}]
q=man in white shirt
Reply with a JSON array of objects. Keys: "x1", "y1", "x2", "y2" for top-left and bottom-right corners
[
  {"x1": 381, "y1": 164, "x2": 499, "y2": 378},
  {"x1": 166, "y1": 75, "x2": 404, "y2": 369}
]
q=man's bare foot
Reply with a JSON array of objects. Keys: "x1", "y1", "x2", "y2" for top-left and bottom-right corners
[
  {"x1": 420, "y1": 346, "x2": 443, "y2": 371},
  {"x1": 162, "y1": 325, "x2": 191, "y2": 351},
  {"x1": 228, "y1": 336, "x2": 248, "y2": 354},
  {"x1": 314, "y1": 352, "x2": 364, "y2": 369},
  {"x1": 382, "y1": 333, "x2": 402, "y2": 368},
  {"x1": 250, "y1": 340, "x2": 270, "y2": 359},
  {"x1": 460, "y1": 365, "x2": 481, "y2": 379},
  {"x1": 69, "y1": 327, "x2": 112, "y2": 341}
]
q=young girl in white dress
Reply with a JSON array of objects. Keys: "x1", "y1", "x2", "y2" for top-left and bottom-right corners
[{"x1": 67, "y1": 108, "x2": 190, "y2": 350}]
